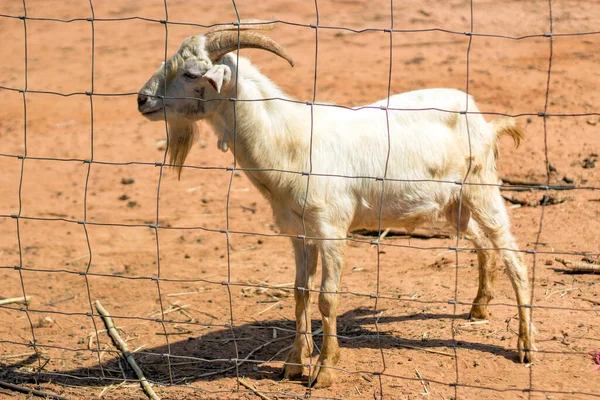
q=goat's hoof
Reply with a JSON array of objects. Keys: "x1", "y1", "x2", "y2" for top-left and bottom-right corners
[
  {"x1": 518, "y1": 336, "x2": 537, "y2": 364},
  {"x1": 309, "y1": 362, "x2": 336, "y2": 388},
  {"x1": 281, "y1": 363, "x2": 304, "y2": 380},
  {"x1": 468, "y1": 305, "x2": 490, "y2": 320}
]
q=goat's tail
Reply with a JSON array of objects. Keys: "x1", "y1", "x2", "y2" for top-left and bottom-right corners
[{"x1": 492, "y1": 117, "x2": 524, "y2": 148}]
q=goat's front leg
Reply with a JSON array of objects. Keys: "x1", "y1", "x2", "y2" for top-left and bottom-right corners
[
  {"x1": 282, "y1": 239, "x2": 318, "y2": 380},
  {"x1": 465, "y1": 220, "x2": 497, "y2": 320},
  {"x1": 310, "y1": 240, "x2": 346, "y2": 388}
]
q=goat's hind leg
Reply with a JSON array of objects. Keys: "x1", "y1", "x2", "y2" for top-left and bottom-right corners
[
  {"x1": 471, "y1": 189, "x2": 536, "y2": 363},
  {"x1": 445, "y1": 203, "x2": 496, "y2": 320},
  {"x1": 282, "y1": 239, "x2": 319, "y2": 380}
]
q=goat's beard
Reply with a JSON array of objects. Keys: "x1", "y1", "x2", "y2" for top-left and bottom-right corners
[{"x1": 166, "y1": 119, "x2": 199, "y2": 180}]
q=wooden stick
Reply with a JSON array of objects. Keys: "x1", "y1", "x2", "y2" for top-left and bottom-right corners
[
  {"x1": 397, "y1": 343, "x2": 455, "y2": 357},
  {"x1": 460, "y1": 320, "x2": 489, "y2": 327},
  {"x1": 0, "y1": 352, "x2": 37, "y2": 360},
  {"x1": 379, "y1": 227, "x2": 391, "y2": 241},
  {"x1": 579, "y1": 297, "x2": 600, "y2": 306},
  {"x1": 0, "y1": 296, "x2": 31, "y2": 306},
  {"x1": 500, "y1": 177, "x2": 576, "y2": 191},
  {"x1": 95, "y1": 301, "x2": 160, "y2": 400},
  {"x1": 239, "y1": 378, "x2": 272, "y2": 400},
  {"x1": 256, "y1": 301, "x2": 280, "y2": 316},
  {"x1": 415, "y1": 369, "x2": 429, "y2": 396},
  {"x1": 555, "y1": 258, "x2": 600, "y2": 273},
  {"x1": 0, "y1": 380, "x2": 69, "y2": 400}
]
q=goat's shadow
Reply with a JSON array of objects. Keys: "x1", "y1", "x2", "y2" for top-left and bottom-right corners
[{"x1": 1, "y1": 308, "x2": 519, "y2": 388}]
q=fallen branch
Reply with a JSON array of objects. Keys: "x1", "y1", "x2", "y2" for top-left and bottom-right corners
[
  {"x1": 0, "y1": 296, "x2": 32, "y2": 306},
  {"x1": 397, "y1": 342, "x2": 454, "y2": 357},
  {"x1": 415, "y1": 369, "x2": 429, "y2": 396},
  {"x1": 579, "y1": 297, "x2": 600, "y2": 306},
  {"x1": 379, "y1": 227, "x2": 391, "y2": 241},
  {"x1": 95, "y1": 301, "x2": 160, "y2": 400},
  {"x1": 0, "y1": 380, "x2": 69, "y2": 400},
  {"x1": 555, "y1": 258, "x2": 600, "y2": 273},
  {"x1": 239, "y1": 378, "x2": 272, "y2": 400},
  {"x1": 502, "y1": 194, "x2": 571, "y2": 207},
  {"x1": 257, "y1": 301, "x2": 280, "y2": 316},
  {"x1": 500, "y1": 177, "x2": 576, "y2": 191}
]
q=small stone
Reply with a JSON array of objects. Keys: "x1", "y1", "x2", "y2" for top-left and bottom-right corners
[
  {"x1": 156, "y1": 139, "x2": 167, "y2": 150},
  {"x1": 127, "y1": 201, "x2": 137, "y2": 208},
  {"x1": 121, "y1": 177, "x2": 135, "y2": 185},
  {"x1": 562, "y1": 176, "x2": 574, "y2": 184},
  {"x1": 118, "y1": 194, "x2": 130, "y2": 201}
]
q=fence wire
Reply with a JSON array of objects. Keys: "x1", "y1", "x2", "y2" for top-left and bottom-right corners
[{"x1": 0, "y1": 0, "x2": 599, "y2": 399}]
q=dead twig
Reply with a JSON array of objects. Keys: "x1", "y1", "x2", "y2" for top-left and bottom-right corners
[
  {"x1": 579, "y1": 297, "x2": 600, "y2": 306},
  {"x1": 415, "y1": 369, "x2": 429, "y2": 396},
  {"x1": 0, "y1": 381, "x2": 69, "y2": 400},
  {"x1": 0, "y1": 296, "x2": 32, "y2": 306},
  {"x1": 95, "y1": 300, "x2": 160, "y2": 400},
  {"x1": 500, "y1": 177, "x2": 576, "y2": 191},
  {"x1": 165, "y1": 291, "x2": 198, "y2": 297},
  {"x1": 555, "y1": 258, "x2": 600, "y2": 273},
  {"x1": 379, "y1": 227, "x2": 391, "y2": 241},
  {"x1": 502, "y1": 194, "x2": 571, "y2": 207},
  {"x1": 0, "y1": 352, "x2": 37, "y2": 360},
  {"x1": 460, "y1": 320, "x2": 489, "y2": 327},
  {"x1": 397, "y1": 342, "x2": 454, "y2": 357},
  {"x1": 240, "y1": 205, "x2": 257, "y2": 214},
  {"x1": 239, "y1": 378, "x2": 272, "y2": 400},
  {"x1": 256, "y1": 301, "x2": 280, "y2": 316}
]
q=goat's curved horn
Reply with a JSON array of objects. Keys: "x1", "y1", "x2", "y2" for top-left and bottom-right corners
[
  {"x1": 206, "y1": 20, "x2": 276, "y2": 35},
  {"x1": 205, "y1": 31, "x2": 294, "y2": 67}
]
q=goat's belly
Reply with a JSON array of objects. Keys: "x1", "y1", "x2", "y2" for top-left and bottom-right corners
[{"x1": 350, "y1": 181, "x2": 458, "y2": 231}]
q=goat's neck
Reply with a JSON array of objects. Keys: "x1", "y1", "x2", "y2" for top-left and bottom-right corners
[{"x1": 208, "y1": 71, "x2": 309, "y2": 174}]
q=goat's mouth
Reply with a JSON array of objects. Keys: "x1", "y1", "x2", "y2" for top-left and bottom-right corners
[
  {"x1": 141, "y1": 108, "x2": 162, "y2": 115},
  {"x1": 140, "y1": 108, "x2": 165, "y2": 120}
]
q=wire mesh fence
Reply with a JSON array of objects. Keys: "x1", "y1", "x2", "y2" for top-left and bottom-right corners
[{"x1": 0, "y1": 0, "x2": 599, "y2": 399}]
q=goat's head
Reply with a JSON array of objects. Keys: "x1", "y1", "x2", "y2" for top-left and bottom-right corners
[
  {"x1": 137, "y1": 24, "x2": 294, "y2": 121},
  {"x1": 137, "y1": 23, "x2": 294, "y2": 176}
]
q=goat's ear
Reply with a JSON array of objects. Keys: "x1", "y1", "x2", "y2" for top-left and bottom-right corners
[{"x1": 203, "y1": 65, "x2": 232, "y2": 93}]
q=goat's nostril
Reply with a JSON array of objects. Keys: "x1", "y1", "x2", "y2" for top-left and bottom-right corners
[{"x1": 137, "y1": 94, "x2": 148, "y2": 107}]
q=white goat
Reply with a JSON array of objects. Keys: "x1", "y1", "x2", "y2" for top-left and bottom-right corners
[{"x1": 138, "y1": 25, "x2": 535, "y2": 388}]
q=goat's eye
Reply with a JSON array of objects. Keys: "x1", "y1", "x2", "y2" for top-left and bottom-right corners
[{"x1": 183, "y1": 72, "x2": 200, "y2": 80}]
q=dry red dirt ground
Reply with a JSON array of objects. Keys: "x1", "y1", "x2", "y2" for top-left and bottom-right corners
[{"x1": 1, "y1": 1, "x2": 599, "y2": 399}]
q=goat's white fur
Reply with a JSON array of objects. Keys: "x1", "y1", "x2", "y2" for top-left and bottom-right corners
[{"x1": 138, "y1": 36, "x2": 535, "y2": 387}]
